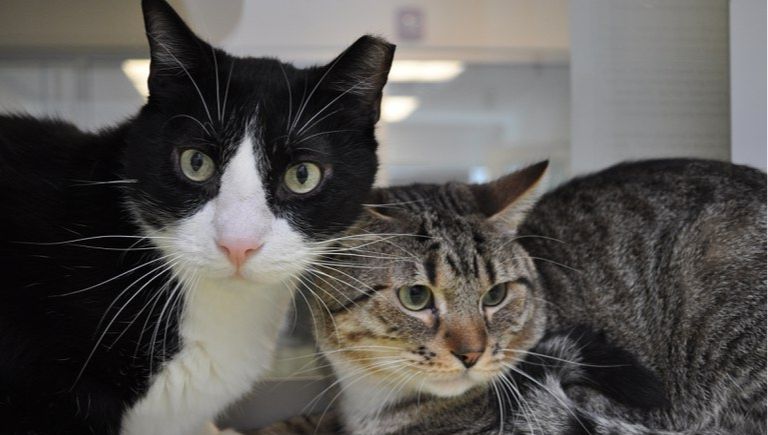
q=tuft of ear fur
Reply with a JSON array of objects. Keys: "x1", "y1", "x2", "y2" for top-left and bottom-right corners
[
  {"x1": 325, "y1": 35, "x2": 396, "y2": 123},
  {"x1": 470, "y1": 161, "x2": 549, "y2": 228},
  {"x1": 142, "y1": 0, "x2": 212, "y2": 95}
]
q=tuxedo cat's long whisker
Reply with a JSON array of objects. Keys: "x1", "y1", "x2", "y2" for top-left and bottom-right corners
[
  {"x1": 72, "y1": 255, "x2": 181, "y2": 388},
  {"x1": 150, "y1": 37, "x2": 215, "y2": 127},
  {"x1": 221, "y1": 59, "x2": 235, "y2": 122},
  {"x1": 294, "y1": 129, "x2": 356, "y2": 145},
  {"x1": 162, "y1": 273, "x2": 187, "y2": 361},
  {"x1": 290, "y1": 48, "x2": 347, "y2": 135},
  {"x1": 310, "y1": 264, "x2": 380, "y2": 301},
  {"x1": 304, "y1": 269, "x2": 362, "y2": 312},
  {"x1": 14, "y1": 234, "x2": 176, "y2": 246},
  {"x1": 377, "y1": 369, "x2": 420, "y2": 422},
  {"x1": 310, "y1": 359, "x2": 413, "y2": 419},
  {"x1": 296, "y1": 82, "x2": 364, "y2": 136},
  {"x1": 51, "y1": 254, "x2": 175, "y2": 297},
  {"x1": 136, "y1": 279, "x2": 183, "y2": 367},
  {"x1": 277, "y1": 62, "x2": 293, "y2": 132},
  {"x1": 294, "y1": 108, "x2": 341, "y2": 138},
  {"x1": 210, "y1": 45, "x2": 221, "y2": 123},
  {"x1": 133, "y1": 261, "x2": 190, "y2": 360},
  {"x1": 69, "y1": 179, "x2": 139, "y2": 187},
  {"x1": 165, "y1": 114, "x2": 211, "y2": 136},
  {"x1": 148, "y1": 270, "x2": 190, "y2": 372},
  {"x1": 107, "y1": 258, "x2": 183, "y2": 350},
  {"x1": 97, "y1": 255, "x2": 181, "y2": 336},
  {"x1": 294, "y1": 286, "x2": 324, "y2": 347},
  {"x1": 302, "y1": 358, "x2": 406, "y2": 413},
  {"x1": 294, "y1": 274, "x2": 343, "y2": 341}
]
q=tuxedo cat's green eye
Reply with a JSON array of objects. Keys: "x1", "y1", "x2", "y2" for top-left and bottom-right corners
[
  {"x1": 397, "y1": 285, "x2": 433, "y2": 311},
  {"x1": 482, "y1": 283, "x2": 508, "y2": 307},
  {"x1": 180, "y1": 149, "x2": 215, "y2": 182},
  {"x1": 284, "y1": 162, "x2": 323, "y2": 194}
]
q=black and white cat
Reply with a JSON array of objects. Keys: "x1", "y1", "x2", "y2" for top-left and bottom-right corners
[{"x1": 0, "y1": 1, "x2": 394, "y2": 434}]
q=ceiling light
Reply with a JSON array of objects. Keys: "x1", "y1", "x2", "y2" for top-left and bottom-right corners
[
  {"x1": 381, "y1": 96, "x2": 419, "y2": 123},
  {"x1": 122, "y1": 59, "x2": 150, "y2": 99},
  {"x1": 388, "y1": 60, "x2": 464, "y2": 83}
]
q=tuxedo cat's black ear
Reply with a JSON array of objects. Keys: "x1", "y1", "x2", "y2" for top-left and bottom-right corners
[
  {"x1": 325, "y1": 35, "x2": 396, "y2": 123},
  {"x1": 142, "y1": 0, "x2": 211, "y2": 94},
  {"x1": 470, "y1": 161, "x2": 548, "y2": 227}
]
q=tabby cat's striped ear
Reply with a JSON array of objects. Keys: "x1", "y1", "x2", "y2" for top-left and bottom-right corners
[{"x1": 470, "y1": 161, "x2": 549, "y2": 227}]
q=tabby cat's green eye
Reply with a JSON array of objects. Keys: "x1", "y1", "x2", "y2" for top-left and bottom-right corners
[
  {"x1": 180, "y1": 149, "x2": 215, "y2": 182},
  {"x1": 284, "y1": 162, "x2": 323, "y2": 194},
  {"x1": 482, "y1": 283, "x2": 508, "y2": 307},
  {"x1": 397, "y1": 285, "x2": 433, "y2": 311}
]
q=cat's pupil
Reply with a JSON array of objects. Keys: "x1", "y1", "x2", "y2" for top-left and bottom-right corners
[
  {"x1": 409, "y1": 286, "x2": 428, "y2": 305},
  {"x1": 190, "y1": 152, "x2": 204, "y2": 172},
  {"x1": 296, "y1": 164, "x2": 308, "y2": 184}
]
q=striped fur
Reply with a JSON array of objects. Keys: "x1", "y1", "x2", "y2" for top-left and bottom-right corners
[{"x1": 265, "y1": 159, "x2": 765, "y2": 434}]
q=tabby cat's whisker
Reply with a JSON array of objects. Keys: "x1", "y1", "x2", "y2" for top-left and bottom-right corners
[
  {"x1": 502, "y1": 362, "x2": 590, "y2": 435},
  {"x1": 501, "y1": 348, "x2": 622, "y2": 368}
]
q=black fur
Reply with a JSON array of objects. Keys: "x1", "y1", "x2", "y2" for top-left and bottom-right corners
[
  {"x1": 0, "y1": 1, "x2": 393, "y2": 433},
  {"x1": 515, "y1": 327, "x2": 670, "y2": 411}
]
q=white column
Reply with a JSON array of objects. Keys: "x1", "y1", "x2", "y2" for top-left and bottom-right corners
[{"x1": 729, "y1": 0, "x2": 767, "y2": 170}]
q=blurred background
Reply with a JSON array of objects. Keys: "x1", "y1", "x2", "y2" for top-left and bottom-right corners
[{"x1": 0, "y1": 0, "x2": 765, "y2": 429}]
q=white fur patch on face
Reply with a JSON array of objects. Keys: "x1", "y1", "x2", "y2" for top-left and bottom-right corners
[
  {"x1": 151, "y1": 136, "x2": 311, "y2": 284},
  {"x1": 123, "y1": 133, "x2": 317, "y2": 434}
]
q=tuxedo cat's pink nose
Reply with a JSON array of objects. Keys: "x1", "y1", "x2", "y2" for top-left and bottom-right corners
[{"x1": 218, "y1": 240, "x2": 262, "y2": 269}]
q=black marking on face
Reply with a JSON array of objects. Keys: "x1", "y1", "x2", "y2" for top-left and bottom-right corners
[
  {"x1": 424, "y1": 255, "x2": 437, "y2": 286},
  {"x1": 328, "y1": 284, "x2": 388, "y2": 314},
  {"x1": 485, "y1": 258, "x2": 497, "y2": 284}
]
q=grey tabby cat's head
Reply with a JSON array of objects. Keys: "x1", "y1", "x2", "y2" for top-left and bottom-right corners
[{"x1": 310, "y1": 162, "x2": 549, "y2": 398}]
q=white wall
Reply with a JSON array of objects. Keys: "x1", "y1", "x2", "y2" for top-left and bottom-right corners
[
  {"x1": 730, "y1": 0, "x2": 767, "y2": 170},
  {"x1": 569, "y1": 0, "x2": 731, "y2": 174}
]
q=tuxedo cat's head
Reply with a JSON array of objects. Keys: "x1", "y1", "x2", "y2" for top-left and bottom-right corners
[
  {"x1": 122, "y1": 0, "x2": 394, "y2": 285},
  {"x1": 311, "y1": 162, "x2": 548, "y2": 398}
]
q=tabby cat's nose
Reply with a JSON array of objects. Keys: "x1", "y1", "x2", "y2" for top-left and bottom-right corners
[
  {"x1": 218, "y1": 240, "x2": 262, "y2": 269},
  {"x1": 452, "y1": 351, "x2": 483, "y2": 369}
]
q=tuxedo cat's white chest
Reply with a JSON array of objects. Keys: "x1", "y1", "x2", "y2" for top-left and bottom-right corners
[{"x1": 120, "y1": 278, "x2": 292, "y2": 435}]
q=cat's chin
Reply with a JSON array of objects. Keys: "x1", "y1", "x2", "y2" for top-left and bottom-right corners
[{"x1": 422, "y1": 375, "x2": 481, "y2": 398}]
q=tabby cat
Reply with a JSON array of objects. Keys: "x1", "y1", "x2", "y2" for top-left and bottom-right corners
[
  {"x1": 257, "y1": 159, "x2": 765, "y2": 434},
  {"x1": 0, "y1": 1, "x2": 393, "y2": 434}
]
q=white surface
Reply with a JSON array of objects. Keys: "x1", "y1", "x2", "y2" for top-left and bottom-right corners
[
  {"x1": 569, "y1": 0, "x2": 731, "y2": 174},
  {"x1": 729, "y1": 0, "x2": 767, "y2": 170}
]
